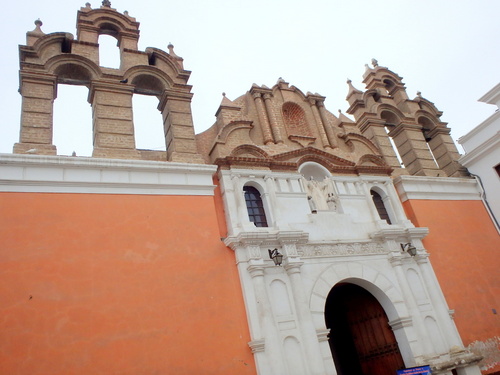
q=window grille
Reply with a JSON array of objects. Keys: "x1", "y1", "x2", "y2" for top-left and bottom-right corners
[{"x1": 243, "y1": 186, "x2": 268, "y2": 227}]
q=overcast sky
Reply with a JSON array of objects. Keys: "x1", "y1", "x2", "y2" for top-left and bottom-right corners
[{"x1": 1, "y1": 0, "x2": 499, "y2": 156}]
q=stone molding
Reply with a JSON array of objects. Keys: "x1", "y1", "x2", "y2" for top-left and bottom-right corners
[
  {"x1": 297, "y1": 241, "x2": 386, "y2": 257},
  {"x1": 248, "y1": 339, "x2": 265, "y2": 353},
  {"x1": 394, "y1": 175, "x2": 481, "y2": 201},
  {"x1": 0, "y1": 154, "x2": 216, "y2": 196},
  {"x1": 459, "y1": 131, "x2": 500, "y2": 167}
]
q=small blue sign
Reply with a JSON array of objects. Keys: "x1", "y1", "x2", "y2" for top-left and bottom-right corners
[{"x1": 397, "y1": 365, "x2": 432, "y2": 375}]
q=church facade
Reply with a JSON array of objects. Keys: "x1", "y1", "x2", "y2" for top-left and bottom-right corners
[{"x1": 1, "y1": 4, "x2": 498, "y2": 375}]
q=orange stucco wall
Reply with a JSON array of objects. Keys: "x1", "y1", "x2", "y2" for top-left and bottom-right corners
[
  {"x1": 402, "y1": 199, "x2": 499, "y2": 365},
  {"x1": 0, "y1": 192, "x2": 255, "y2": 375}
]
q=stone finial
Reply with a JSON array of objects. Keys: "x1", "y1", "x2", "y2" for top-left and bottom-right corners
[
  {"x1": 27, "y1": 18, "x2": 45, "y2": 44},
  {"x1": 222, "y1": 92, "x2": 226, "y2": 97},
  {"x1": 346, "y1": 79, "x2": 363, "y2": 100},
  {"x1": 124, "y1": 10, "x2": 129, "y2": 16},
  {"x1": 85, "y1": 2, "x2": 91, "y2": 8},
  {"x1": 102, "y1": 0, "x2": 111, "y2": 7},
  {"x1": 33, "y1": 19, "x2": 44, "y2": 34},
  {"x1": 371, "y1": 58, "x2": 378, "y2": 67},
  {"x1": 167, "y1": 43, "x2": 184, "y2": 69},
  {"x1": 417, "y1": 91, "x2": 422, "y2": 97},
  {"x1": 346, "y1": 79, "x2": 361, "y2": 92},
  {"x1": 167, "y1": 43, "x2": 178, "y2": 57},
  {"x1": 277, "y1": 77, "x2": 285, "y2": 83}
]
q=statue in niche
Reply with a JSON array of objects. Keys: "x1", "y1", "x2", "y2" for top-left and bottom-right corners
[
  {"x1": 327, "y1": 193, "x2": 338, "y2": 212},
  {"x1": 303, "y1": 176, "x2": 339, "y2": 212},
  {"x1": 307, "y1": 195, "x2": 317, "y2": 213}
]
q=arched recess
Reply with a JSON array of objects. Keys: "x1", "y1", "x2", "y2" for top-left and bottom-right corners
[
  {"x1": 417, "y1": 116, "x2": 440, "y2": 169},
  {"x1": 243, "y1": 183, "x2": 269, "y2": 228},
  {"x1": 129, "y1": 73, "x2": 167, "y2": 151},
  {"x1": 299, "y1": 161, "x2": 331, "y2": 181},
  {"x1": 98, "y1": 33, "x2": 120, "y2": 68},
  {"x1": 325, "y1": 283, "x2": 405, "y2": 375},
  {"x1": 284, "y1": 336, "x2": 307, "y2": 375},
  {"x1": 282, "y1": 102, "x2": 312, "y2": 137},
  {"x1": 309, "y1": 263, "x2": 414, "y2": 369},
  {"x1": 370, "y1": 187, "x2": 394, "y2": 224},
  {"x1": 380, "y1": 109, "x2": 405, "y2": 167},
  {"x1": 50, "y1": 60, "x2": 98, "y2": 156}
]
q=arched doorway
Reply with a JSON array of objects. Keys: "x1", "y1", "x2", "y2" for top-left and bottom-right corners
[{"x1": 325, "y1": 283, "x2": 405, "y2": 375}]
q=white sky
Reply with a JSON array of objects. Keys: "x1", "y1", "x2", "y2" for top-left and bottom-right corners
[{"x1": 1, "y1": 0, "x2": 499, "y2": 156}]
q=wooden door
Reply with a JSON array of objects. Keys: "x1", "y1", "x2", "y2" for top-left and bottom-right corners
[{"x1": 325, "y1": 283, "x2": 405, "y2": 375}]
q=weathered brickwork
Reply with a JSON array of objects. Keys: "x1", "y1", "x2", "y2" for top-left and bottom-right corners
[
  {"x1": 15, "y1": 3, "x2": 203, "y2": 163},
  {"x1": 282, "y1": 102, "x2": 312, "y2": 137}
]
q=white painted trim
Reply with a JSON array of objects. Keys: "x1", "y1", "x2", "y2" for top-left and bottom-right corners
[
  {"x1": 458, "y1": 111, "x2": 500, "y2": 150},
  {"x1": 0, "y1": 154, "x2": 217, "y2": 195},
  {"x1": 478, "y1": 82, "x2": 500, "y2": 105},
  {"x1": 458, "y1": 132, "x2": 500, "y2": 167},
  {"x1": 394, "y1": 176, "x2": 481, "y2": 201}
]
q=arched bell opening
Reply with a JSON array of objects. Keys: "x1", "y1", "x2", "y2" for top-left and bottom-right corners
[{"x1": 325, "y1": 283, "x2": 405, "y2": 375}]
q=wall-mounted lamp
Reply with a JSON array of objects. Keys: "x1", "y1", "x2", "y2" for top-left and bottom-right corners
[
  {"x1": 268, "y1": 248, "x2": 283, "y2": 266},
  {"x1": 401, "y1": 243, "x2": 417, "y2": 257}
]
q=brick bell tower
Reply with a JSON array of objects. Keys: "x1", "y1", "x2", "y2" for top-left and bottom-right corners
[
  {"x1": 346, "y1": 59, "x2": 467, "y2": 177},
  {"x1": 15, "y1": 1, "x2": 203, "y2": 163}
]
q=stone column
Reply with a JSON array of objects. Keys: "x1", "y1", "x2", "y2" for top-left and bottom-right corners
[
  {"x1": 358, "y1": 118, "x2": 402, "y2": 170},
  {"x1": 308, "y1": 98, "x2": 330, "y2": 149},
  {"x1": 383, "y1": 180, "x2": 408, "y2": 223},
  {"x1": 317, "y1": 100, "x2": 338, "y2": 148},
  {"x1": 389, "y1": 124, "x2": 439, "y2": 176},
  {"x1": 158, "y1": 89, "x2": 204, "y2": 163},
  {"x1": 252, "y1": 92, "x2": 274, "y2": 145},
  {"x1": 362, "y1": 182, "x2": 386, "y2": 223},
  {"x1": 231, "y1": 174, "x2": 250, "y2": 228},
  {"x1": 264, "y1": 175, "x2": 278, "y2": 227},
  {"x1": 14, "y1": 72, "x2": 58, "y2": 155},
  {"x1": 248, "y1": 264, "x2": 287, "y2": 375},
  {"x1": 90, "y1": 81, "x2": 141, "y2": 159},
  {"x1": 389, "y1": 255, "x2": 431, "y2": 358},
  {"x1": 427, "y1": 127, "x2": 468, "y2": 177},
  {"x1": 415, "y1": 254, "x2": 463, "y2": 348},
  {"x1": 263, "y1": 93, "x2": 283, "y2": 143},
  {"x1": 285, "y1": 260, "x2": 327, "y2": 375}
]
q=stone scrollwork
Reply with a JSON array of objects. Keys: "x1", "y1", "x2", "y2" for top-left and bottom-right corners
[{"x1": 298, "y1": 242, "x2": 386, "y2": 257}]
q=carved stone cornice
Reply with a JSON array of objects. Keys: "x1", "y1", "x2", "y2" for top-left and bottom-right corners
[
  {"x1": 224, "y1": 230, "x2": 308, "y2": 249},
  {"x1": 297, "y1": 242, "x2": 386, "y2": 258},
  {"x1": 389, "y1": 316, "x2": 413, "y2": 330},
  {"x1": 426, "y1": 126, "x2": 452, "y2": 138},
  {"x1": 386, "y1": 122, "x2": 422, "y2": 138},
  {"x1": 248, "y1": 339, "x2": 265, "y2": 353},
  {"x1": 316, "y1": 328, "x2": 330, "y2": 342}
]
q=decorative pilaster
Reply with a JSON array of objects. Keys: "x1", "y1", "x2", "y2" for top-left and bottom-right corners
[
  {"x1": 308, "y1": 98, "x2": 330, "y2": 149},
  {"x1": 317, "y1": 100, "x2": 338, "y2": 148},
  {"x1": 388, "y1": 123, "x2": 440, "y2": 176},
  {"x1": 285, "y1": 261, "x2": 327, "y2": 375},
  {"x1": 90, "y1": 80, "x2": 141, "y2": 159},
  {"x1": 14, "y1": 72, "x2": 58, "y2": 155},
  {"x1": 251, "y1": 91, "x2": 274, "y2": 145},
  {"x1": 357, "y1": 117, "x2": 403, "y2": 170},
  {"x1": 389, "y1": 255, "x2": 430, "y2": 358},
  {"x1": 247, "y1": 264, "x2": 286, "y2": 375},
  {"x1": 263, "y1": 93, "x2": 283, "y2": 143},
  {"x1": 230, "y1": 174, "x2": 250, "y2": 228},
  {"x1": 158, "y1": 89, "x2": 204, "y2": 163},
  {"x1": 415, "y1": 254, "x2": 463, "y2": 348}
]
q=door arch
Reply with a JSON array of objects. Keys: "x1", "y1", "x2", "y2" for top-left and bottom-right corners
[{"x1": 325, "y1": 283, "x2": 405, "y2": 375}]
